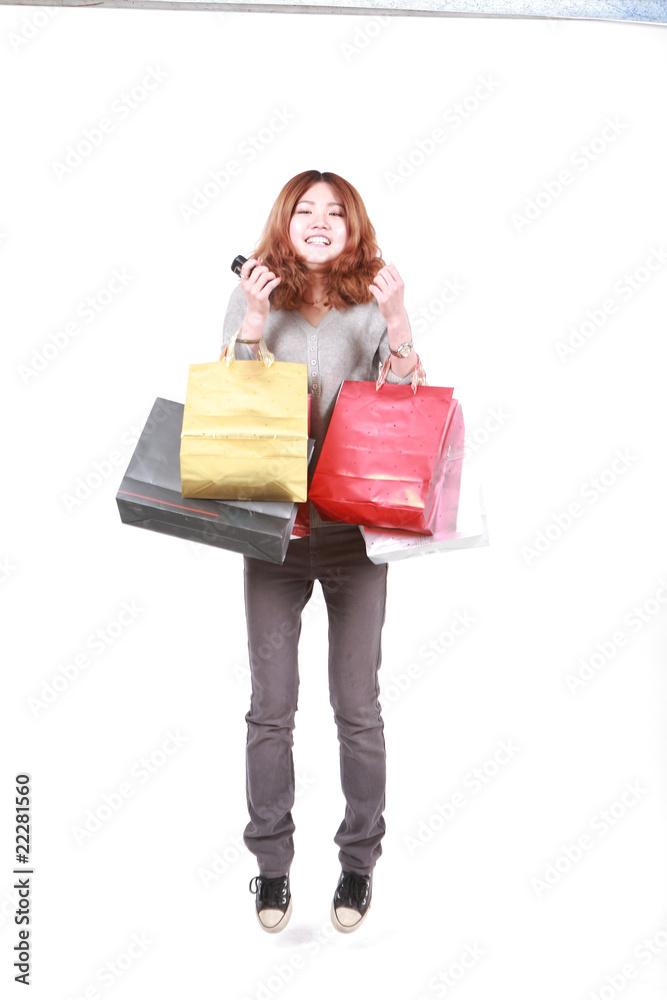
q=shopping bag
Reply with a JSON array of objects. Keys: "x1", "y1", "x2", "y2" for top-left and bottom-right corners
[
  {"x1": 117, "y1": 397, "x2": 307, "y2": 563},
  {"x1": 360, "y1": 403, "x2": 490, "y2": 562},
  {"x1": 290, "y1": 502, "x2": 311, "y2": 539},
  {"x1": 180, "y1": 331, "x2": 309, "y2": 502},
  {"x1": 308, "y1": 379, "x2": 458, "y2": 533}
]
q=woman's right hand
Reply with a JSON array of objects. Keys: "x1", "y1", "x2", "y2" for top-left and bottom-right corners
[{"x1": 240, "y1": 258, "x2": 281, "y2": 322}]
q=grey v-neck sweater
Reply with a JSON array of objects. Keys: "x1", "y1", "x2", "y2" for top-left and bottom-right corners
[{"x1": 221, "y1": 283, "x2": 416, "y2": 528}]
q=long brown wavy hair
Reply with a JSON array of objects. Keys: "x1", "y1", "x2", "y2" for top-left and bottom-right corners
[{"x1": 247, "y1": 170, "x2": 386, "y2": 311}]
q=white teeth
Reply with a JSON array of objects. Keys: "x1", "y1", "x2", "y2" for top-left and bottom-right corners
[{"x1": 306, "y1": 237, "x2": 329, "y2": 245}]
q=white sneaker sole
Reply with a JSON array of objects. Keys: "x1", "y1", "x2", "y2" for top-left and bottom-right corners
[
  {"x1": 330, "y1": 901, "x2": 371, "y2": 934},
  {"x1": 256, "y1": 895, "x2": 293, "y2": 933}
]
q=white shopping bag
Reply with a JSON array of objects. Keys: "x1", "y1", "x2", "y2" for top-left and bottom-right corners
[{"x1": 360, "y1": 403, "x2": 489, "y2": 563}]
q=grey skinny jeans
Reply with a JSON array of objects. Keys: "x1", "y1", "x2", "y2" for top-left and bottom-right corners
[{"x1": 242, "y1": 523, "x2": 389, "y2": 878}]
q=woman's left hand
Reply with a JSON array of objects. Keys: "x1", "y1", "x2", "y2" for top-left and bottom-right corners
[{"x1": 369, "y1": 264, "x2": 407, "y2": 326}]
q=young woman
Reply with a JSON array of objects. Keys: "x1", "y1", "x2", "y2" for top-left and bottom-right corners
[{"x1": 221, "y1": 170, "x2": 422, "y2": 934}]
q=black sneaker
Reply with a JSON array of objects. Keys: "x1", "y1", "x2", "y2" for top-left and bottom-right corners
[
  {"x1": 331, "y1": 869, "x2": 372, "y2": 933},
  {"x1": 249, "y1": 874, "x2": 292, "y2": 933}
]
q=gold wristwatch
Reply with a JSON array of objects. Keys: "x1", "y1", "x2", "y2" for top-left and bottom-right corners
[{"x1": 389, "y1": 341, "x2": 414, "y2": 358}]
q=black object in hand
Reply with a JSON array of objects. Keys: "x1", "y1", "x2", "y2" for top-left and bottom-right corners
[
  {"x1": 231, "y1": 255, "x2": 250, "y2": 277},
  {"x1": 231, "y1": 254, "x2": 277, "y2": 299}
]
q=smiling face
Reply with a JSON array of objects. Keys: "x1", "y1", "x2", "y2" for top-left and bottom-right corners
[{"x1": 288, "y1": 181, "x2": 348, "y2": 270}]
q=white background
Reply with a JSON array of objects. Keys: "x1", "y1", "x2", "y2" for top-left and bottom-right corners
[{"x1": 1, "y1": 7, "x2": 666, "y2": 999}]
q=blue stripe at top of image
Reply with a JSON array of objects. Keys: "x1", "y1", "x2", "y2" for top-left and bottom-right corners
[
  {"x1": 375, "y1": 0, "x2": 667, "y2": 22},
  {"x1": 1, "y1": 0, "x2": 663, "y2": 22}
]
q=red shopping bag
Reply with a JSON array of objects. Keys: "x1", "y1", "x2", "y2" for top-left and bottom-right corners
[
  {"x1": 291, "y1": 395, "x2": 312, "y2": 537},
  {"x1": 291, "y1": 501, "x2": 310, "y2": 538},
  {"x1": 309, "y1": 380, "x2": 457, "y2": 533}
]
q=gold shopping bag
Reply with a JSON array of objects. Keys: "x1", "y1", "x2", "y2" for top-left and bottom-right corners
[{"x1": 180, "y1": 332, "x2": 309, "y2": 502}]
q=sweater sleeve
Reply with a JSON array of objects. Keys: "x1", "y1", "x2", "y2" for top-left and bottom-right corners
[{"x1": 220, "y1": 283, "x2": 255, "y2": 360}]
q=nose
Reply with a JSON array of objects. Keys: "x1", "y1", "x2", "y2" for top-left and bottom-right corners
[{"x1": 310, "y1": 209, "x2": 330, "y2": 228}]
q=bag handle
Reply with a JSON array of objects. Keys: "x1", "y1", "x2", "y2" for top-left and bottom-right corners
[
  {"x1": 376, "y1": 353, "x2": 427, "y2": 393},
  {"x1": 219, "y1": 326, "x2": 275, "y2": 368}
]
